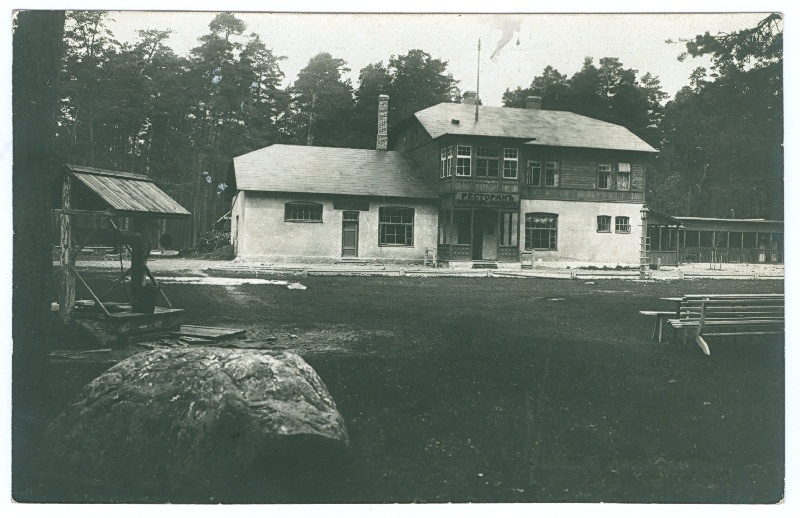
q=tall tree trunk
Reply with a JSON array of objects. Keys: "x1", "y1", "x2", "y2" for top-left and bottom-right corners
[{"x1": 12, "y1": 10, "x2": 66, "y2": 501}]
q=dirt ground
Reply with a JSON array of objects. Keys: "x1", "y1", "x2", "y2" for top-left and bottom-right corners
[{"x1": 18, "y1": 259, "x2": 785, "y2": 503}]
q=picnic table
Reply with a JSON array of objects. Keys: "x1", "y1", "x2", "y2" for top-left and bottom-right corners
[
  {"x1": 640, "y1": 294, "x2": 784, "y2": 355},
  {"x1": 639, "y1": 297, "x2": 682, "y2": 342}
]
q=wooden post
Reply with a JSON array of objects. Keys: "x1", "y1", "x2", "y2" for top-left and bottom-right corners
[
  {"x1": 129, "y1": 217, "x2": 151, "y2": 312},
  {"x1": 639, "y1": 208, "x2": 648, "y2": 280},
  {"x1": 58, "y1": 173, "x2": 76, "y2": 323}
]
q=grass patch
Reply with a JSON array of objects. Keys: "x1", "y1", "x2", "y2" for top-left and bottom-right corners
[{"x1": 20, "y1": 274, "x2": 784, "y2": 503}]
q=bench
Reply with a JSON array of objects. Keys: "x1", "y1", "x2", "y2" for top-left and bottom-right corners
[{"x1": 667, "y1": 294, "x2": 784, "y2": 355}]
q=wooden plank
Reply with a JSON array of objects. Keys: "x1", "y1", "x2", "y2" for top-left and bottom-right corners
[
  {"x1": 172, "y1": 325, "x2": 246, "y2": 340},
  {"x1": 704, "y1": 331, "x2": 784, "y2": 337},
  {"x1": 72, "y1": 268, "x2": 112, "y2": 316},
  {"x1": 52, "y1": 208, "x2": 116, "y2": 217}
]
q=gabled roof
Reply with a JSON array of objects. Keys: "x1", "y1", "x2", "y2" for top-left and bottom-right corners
[
  {"x1": 65, "y1": 164, "x2": 190, "y2": 218},
  {"x1": 233, "y1": 144, "x2": 437, "y2": 199},
  {"x1": 412, "y1": 103, "x2": 658, "y2": 153}
]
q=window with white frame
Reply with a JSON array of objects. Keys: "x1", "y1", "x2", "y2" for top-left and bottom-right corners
[
  {"x1": 615, "y1": 216, "x2": 630, "y2": 233},
  {"x1": 440, "y1": 148, "x2": 447, "y2": 178},
  {"x1": 617, "y1": 162, "x2": 631, "y2": 190},
  {"x1": 597, "y1": 215, "x2": 611, "y2": 232},
  {"x1": 525, "y1": 213, "x2": 557, "y2": 250},
  {"x1": 379, "y1": 207, "x2": 414, "y2": 246},
  {"x1": 503, "y1": 148, "x2": 518, "y2": 179},
  {"x1": 456, "y1": 146, "x2": 472, "y2": 176},
  {"x1": 526, "y1": 160, "x2": 541, "y2": 186},
  {"x1": 545, "y1": 161, "x2": 559, "y2": 186},
  {"x1": 285, "y1": 202, "x2": 323, "y2": 222},
  {"x1": 598, "y1": 163, "x2": 612, "y2": 189},
  {"x1": 475, "y1": 147, "x2": 500, "y2": 177}
]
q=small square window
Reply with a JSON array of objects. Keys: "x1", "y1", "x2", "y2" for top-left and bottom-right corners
[
  {"x1": 597, "y1": 215, "x2": 611, "y2": 232},
  {"x1": 503, "y1": 148, "x2": 518, "y2": 179},
  {"x1": 615, "y1": 216, "x2": 630, "y2": 233},
  {"x1": 476, "y1": 147, "x2": 499, "y2": 177}
]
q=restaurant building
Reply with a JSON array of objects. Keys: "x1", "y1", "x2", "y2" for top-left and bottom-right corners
[{"x1": 230, "y1": 94, "x2": 658, "y2": 265}]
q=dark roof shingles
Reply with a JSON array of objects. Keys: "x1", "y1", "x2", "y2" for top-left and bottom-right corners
[
  {"x1": 413, "y1": 103, "x2": 658, "y2": 153},
  {"x1": 233, "y1": 145, "x2": 437, "y2": 198}
]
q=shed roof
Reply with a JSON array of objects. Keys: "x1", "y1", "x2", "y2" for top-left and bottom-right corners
[
  {"x1": 644, "y1": 208, "x2": 683, "y2": 227},
  {"x1": 65, "y1": 164, "x2": 190, "y2": 218},
  {"x1": 412, "y1": 103, "x2": 658, "y2": 153},
  {"x1": 233, "y1": 144, "x2": 437, "y2": 199},
  {"x1": 674, "y1": 216, "x2": 783, "y2": 233}
]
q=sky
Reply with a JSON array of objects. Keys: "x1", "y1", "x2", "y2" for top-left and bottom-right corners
[{"x1": 102, "y1": 10, "x2": 770, "y2": 106}]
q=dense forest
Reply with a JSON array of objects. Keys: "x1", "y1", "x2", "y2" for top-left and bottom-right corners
[{"x1": 49, "y1": 12, "x2": 783, "y2": 248}]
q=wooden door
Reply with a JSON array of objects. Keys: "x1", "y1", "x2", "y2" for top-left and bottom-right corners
[{"x1": 342, "y1": 211, "x2": 359, "y2": 257}]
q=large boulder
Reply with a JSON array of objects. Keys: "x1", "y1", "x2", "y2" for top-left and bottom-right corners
[{"x1": 45, "y1": 347, "x2": 350, "y2": 502}]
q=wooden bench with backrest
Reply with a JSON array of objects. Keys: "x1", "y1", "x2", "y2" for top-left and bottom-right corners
[{"x1": 666, "y1": 294, "x2": 784, "y2": 355}]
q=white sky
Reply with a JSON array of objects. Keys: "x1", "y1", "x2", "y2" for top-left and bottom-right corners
[{"x1": 103, "y1": 11, "x2": 769, "y2": 106}]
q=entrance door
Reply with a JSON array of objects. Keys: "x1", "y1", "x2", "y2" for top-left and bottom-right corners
[
  {"x1": 472, "y1": 210, "x2": 483, "y2": 260},
  {"x1": 472, "y1": 209, "x2": 498, "y2": 260},
  {"x1": 342, "y1": 211, "x2": 359, "y2": 257}
]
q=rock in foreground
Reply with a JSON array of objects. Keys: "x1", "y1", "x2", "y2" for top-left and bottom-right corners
[{"x1": 46, "y1": 347, "x2": 350, "y2": 502}]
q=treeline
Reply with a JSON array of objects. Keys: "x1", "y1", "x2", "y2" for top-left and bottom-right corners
[
  {"x1": 504, "y1": 14, "x2": 783, "y2": 220},
  {"x1": 54, "y1": 11, "x2": 460, "y2": 247},
  {"x1": 54, "y1": 12, "x2": 783, "y2": 249}
]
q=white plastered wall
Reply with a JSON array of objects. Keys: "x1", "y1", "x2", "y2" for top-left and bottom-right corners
[
  {"x1": 235, "y1": 192, "x2": 437, "y2": 263},
  {"x1": 519, "y1": 199, "x2": 643, "y2": 266}
]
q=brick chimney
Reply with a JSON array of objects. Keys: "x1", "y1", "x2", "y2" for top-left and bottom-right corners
[
  {"x1": 526, "y1": 96, "x2": 542, "y2": 110},
  {"x1": 462, "y1": 91, "x2": 478, "y2": 105},
  {"x1": 376, "y1": 94, "x2": 389, "y2": 151}
]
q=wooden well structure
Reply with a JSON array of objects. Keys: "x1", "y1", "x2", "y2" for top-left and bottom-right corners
[{"x1": 53, "y1": 164, "x2": 191, "y2": 339}]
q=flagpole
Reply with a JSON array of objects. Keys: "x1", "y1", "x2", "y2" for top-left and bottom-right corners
[{"x1": 475, "y1": 38, "x2": 481, "y2": 122}]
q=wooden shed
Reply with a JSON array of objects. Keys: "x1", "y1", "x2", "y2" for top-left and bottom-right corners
[{"x1": 674, "y1": 216, "x2": 783, "y2": 264}]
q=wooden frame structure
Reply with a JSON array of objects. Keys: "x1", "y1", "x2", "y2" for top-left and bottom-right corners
[{"x1": 53, "y1": 164, "x2": 190, "y2": 337}]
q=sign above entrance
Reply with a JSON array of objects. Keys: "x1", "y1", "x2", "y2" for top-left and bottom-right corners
[{"x1": 454, "y1": 192, "x2": 520, "y2": 209}]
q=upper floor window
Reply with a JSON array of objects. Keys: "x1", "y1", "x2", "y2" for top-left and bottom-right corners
[
  {"x1": 615, "y1": 216, "x2": 631, "y2": 233},
  {"x1": 598, "y1": 163, "x2": 612, "y2": 189},
  {"x1": 476, "y1": 147, "x2": 500, "y2": 177},
  {"x1": 525, "y1": 213, "x2": 558, "y2": 250},
  {"x1": 285, "y1": 202, "x2": 322, "y2": 222},
  {"x1": 617, "y1": 163, "x2": 631, "y2": 191},
  {"x1": 503, "y1": 148, "x2": 519, "y2": 179},
  {"x1": 379, "y1": 207, "x2": 414, "y2": 246},
  {"x1": 440, "y1": 146, "x2": 454, "y2": 178},
  {"x1": 545, "y1": 161, "x2": 559, "y2": 187},
  {"x1": 597, "y1": 215, "x2": 611, "y2": 232},
  {"x1": 456, "y1": 146, "x2": 472, "y2": 177},
  {"x1": 526, "y1": 160, "x2": 541, "y2": 186}
]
